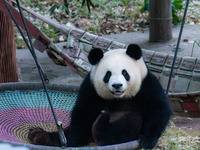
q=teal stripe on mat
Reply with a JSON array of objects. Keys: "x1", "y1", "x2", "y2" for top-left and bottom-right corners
[{"x1": 0, "y1": 91, "x2": 77, "y2": 111}]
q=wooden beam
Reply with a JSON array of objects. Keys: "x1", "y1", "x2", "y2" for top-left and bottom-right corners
[{"x1": 0, "y1": 0, "x2": 18, "y2": 83}]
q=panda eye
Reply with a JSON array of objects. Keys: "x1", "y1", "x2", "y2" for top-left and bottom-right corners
[
  {"x1": 122, "y1": 69, "x2": 130, "y2": 81},
  {"x1": 103, "y1": 71, "x2": 112, "y2": 83}
]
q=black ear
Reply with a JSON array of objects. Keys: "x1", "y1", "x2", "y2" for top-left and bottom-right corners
[
  {"x1": 88, "y1": 48, "x2": 104, "y2": 65},
  {"x1": 126, "y1": 44, "x2": 142, "y2": 60}
]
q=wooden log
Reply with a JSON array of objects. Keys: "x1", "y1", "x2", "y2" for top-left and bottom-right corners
[
  {"x1": 149, "y1": 0, "x2": 172, "y2": 42},
  {"x1": 0, "y1": 0, "x2": 18, "y2": 83}
]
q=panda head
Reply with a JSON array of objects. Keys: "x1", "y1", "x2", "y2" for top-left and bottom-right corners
[{"x1": 88, "y1": 44, "x2": 148, "y2": 100}]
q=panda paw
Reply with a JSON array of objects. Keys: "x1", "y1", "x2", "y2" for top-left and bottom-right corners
[
  {"x1": 92, "y1": 110, "x2": 110, "y2": 131},
  {"x1": 28, "y1": 127, "x2": 53, "y2": 146},
  {"x1": 99, "y1": 110, "x2": 110, "y2": 122},
  {"x1": 139, "y1": 135, "x2": 158, "y2": 149}
]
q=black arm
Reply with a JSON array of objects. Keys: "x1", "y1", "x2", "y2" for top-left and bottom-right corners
[
  {"x1": 67, "y1": 74, "x2": 103, "y2": 147},
  {"x1": 138, "y1": 72, "x2": 173, "y2": 149}
]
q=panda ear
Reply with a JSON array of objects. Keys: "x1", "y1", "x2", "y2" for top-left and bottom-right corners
[
  {"x1": 88, "y1": 48, "x2": 104, "y2": 65},
  {"x1": 126, "y1": 44, "x2": 142, "y2": 60}
]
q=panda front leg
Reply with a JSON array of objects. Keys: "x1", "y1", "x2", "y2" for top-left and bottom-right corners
[
  {"x1": 92, "y1": 110, "x2": 142, "y2": 146},
  {"x1": 67, "y1": 100, "x2": 101, "y2": 147},
  {"x1": 67, "y1": 110, "x2": 101, "y2": 147},
  {"x1": 139, "y1": 120, "x2": 162, "y2": 149},
  {"x1": 139, "y1": 110, "x2": 171, "y2": 149},
  {"x1": 92, "y1": 110, "x2": 112, "y2": 146}
]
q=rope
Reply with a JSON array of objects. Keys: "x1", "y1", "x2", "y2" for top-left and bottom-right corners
[
  {"x1": 2, "y1": 0, "x2": 67, "y2": 147},
  {"x1": 166, "y1": 0, "x2": 190, "y2": 95}
]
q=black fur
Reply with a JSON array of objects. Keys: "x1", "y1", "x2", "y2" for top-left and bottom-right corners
[
  {"x1": 88, "y1": 48, "x2": 104, "y2": 65},
  {"x1": 28, "y1": 127, "x2": 69, "y2": 147},
  {"x1": 122, "y1": 69, "x2": 130, "y2": 81},
  {"x1": 92, "y1": 110, "x2": 142, "y2": 146},
  {"x1": 126, "y1": 44, "x2": 142, "y2": 60},
  {"x1": 67, "y1": 71, "x2": 172, "y2": 148},
  {"x1": 103, "y1": 71, "x2": 112, "y2": 83}
]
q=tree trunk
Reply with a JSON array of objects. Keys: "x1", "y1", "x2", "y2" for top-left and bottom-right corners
[
  {"x1": 0, "y1": 0, "x2": 18, "y2": 83},
  {"x1": 149, "y1": 0, "x2": 172, "y2": 42}
]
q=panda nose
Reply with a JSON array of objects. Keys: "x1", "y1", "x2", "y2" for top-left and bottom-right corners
[{"x1": 112, "y1": 84, "x2": 123, "y2": 90}]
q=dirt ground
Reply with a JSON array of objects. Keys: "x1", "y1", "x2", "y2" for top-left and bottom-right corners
[{"x1": 172, "y1": 116, "x2": 200, "y2": 135}]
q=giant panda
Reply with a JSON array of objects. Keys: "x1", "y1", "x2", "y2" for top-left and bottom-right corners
[{"x1": 28, "y1": 44, "x2": 173, "y2": 149}]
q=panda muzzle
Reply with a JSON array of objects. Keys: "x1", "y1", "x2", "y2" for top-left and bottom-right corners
[{"x1": 111, "y1": 90, "x2": 124, "y2": 96}]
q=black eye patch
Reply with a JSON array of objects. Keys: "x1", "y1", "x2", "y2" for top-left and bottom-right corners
[
  {"x1": 103, "y1": 71, "x2": 112, "y2": 83},
  {"x1": 122, "y1": 69, "x2": 130, "y2": 81}
]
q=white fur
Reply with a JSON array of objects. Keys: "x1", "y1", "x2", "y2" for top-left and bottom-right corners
[{"x1": 90, "y1": 49, "x2": 148, "y2": 100}]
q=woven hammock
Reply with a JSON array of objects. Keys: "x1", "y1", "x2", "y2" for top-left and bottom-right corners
[{"x1": 0, "y1": 82, "x2": 139, "y2": 150}]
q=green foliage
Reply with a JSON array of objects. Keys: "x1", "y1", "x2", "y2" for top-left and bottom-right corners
[
  {"x1": 140, "y1": 0, "x2": 149, "y2": 13},
  {"x1": 140, "y1": 0, "x2": 183, "y2": 24},
  {"x1": 14, "y1": 36, "x2": 26, "y2": 49},
  {"x1": 49, "y1": 0, "x2": 70, "y2": 15},
  {"x1": 49, "y1": 0, "x2": 95, "y2": 15},
  {"x1": 49, "y1": 4, "x2": 70, "y2": 15},
  {"x1": 172, "y1": 0, "x2": 183, "y2": 24},
  {"x1": 191, "y1": 40, "x2": 200, "y2": 57},
  {"x1": 159, "y1": 125, "x2": 200, "y2": 150},
  {"x1": 78, "y1": 0, "x2": 95, "y2": 13},
  {"x1": 40, "y1": 23, "x2": 63, "y2": 43}
]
